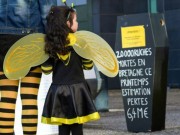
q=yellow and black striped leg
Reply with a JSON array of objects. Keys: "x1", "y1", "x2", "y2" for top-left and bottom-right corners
[
  {"x1": 0, "y1": 72, "x2": 19, "y2": 135},
  {"x1": 20, "y1": 67, "x2": 42, "y2": 135}
]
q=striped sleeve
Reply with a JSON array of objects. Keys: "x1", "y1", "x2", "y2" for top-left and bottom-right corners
[
  {"x1": 82, "y1": 58, "x2": 94, "y2": 70},
  {"x1": 41, "y1": 58, "x2": 53, "y2": 75}
]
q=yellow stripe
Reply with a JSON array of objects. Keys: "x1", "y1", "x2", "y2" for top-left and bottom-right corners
[
  {"x1": 22, "y1": 118, "x2": 37, "y2": 123},
  {"x1": 41, "y1": 112, "x2": 100, "y2": 125},
  {"x1": 0, "y1": 128, "x2": 13, "y2": 133},
  {"x1": 67, "y1": 33, "x2": 76, "y2": 46},
  {"x1": 41, "y1": 66, "x2": 52, "y2": 71},
  {"x1": 0, "y1": 103, "x2": 15, "y2": 109},
  {"x1": 23, "y1": 126, "x2": 37, "y2": 131},
  {"x1": 57, "y1": 53, "x2": 69, "y2": 60},
  {"x1": 0, "y1": 112, "x2": 15, "y2": 118},
  {"x1": 0, "y1": 121, "x2": 14, "y2": 125},
  {"x1": 21, "y1": 77, "x2": 41, "y2": 83},
  {"x1": 57, "y1": 52, "x2": 71, "y2": 66},
  {"x1": 83, "y1": 63, "x2": 93, "y2": 68}
]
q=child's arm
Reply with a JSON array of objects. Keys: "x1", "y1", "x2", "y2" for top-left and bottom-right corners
[
  {"x1": 41, "y1": 58, "x2": 53, "y2": 74},
  {"x1": 82, "y1": 58, "x2": 94, "y2": 70}
]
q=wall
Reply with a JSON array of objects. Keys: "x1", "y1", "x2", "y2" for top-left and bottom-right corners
[
  {"x1": 91, "y1": 0, "x2": 180, "y2": 88},
  {"x1": 164, "y1": 0, "x2": 180, "y2": 87},
  {"x1": 91, "y1": 0, "x2": 148, "y2": 89}
]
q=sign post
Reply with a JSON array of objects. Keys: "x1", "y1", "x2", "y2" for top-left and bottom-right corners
[
  {"x1": 115, "y1": 13, "x2": 169, "y2": 132},
  {"x1": 148, "y1": 0, "x2": 157, "y2": 13}
]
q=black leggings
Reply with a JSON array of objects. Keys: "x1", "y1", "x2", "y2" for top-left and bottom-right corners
[{"x1": 58, "y1": 124, "x2": 83, "y2": 135}]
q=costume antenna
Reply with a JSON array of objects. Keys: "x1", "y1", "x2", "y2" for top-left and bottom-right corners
[
  {"x1": 62, "y1": 0, "x2": 74, "y2": 8},
  {"x1": 62, "y1": 0, "x2": 67, "y2": 6},
  {"x1": 71, "y1": 3, "x2": 74, "y2": 8}
]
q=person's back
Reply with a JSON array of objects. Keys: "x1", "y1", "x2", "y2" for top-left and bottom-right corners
[
  {"x1": 0, "y1": 0, "x2": 57, "y2": 135},
  {"x1": 0, "y1": 0, "x2": 56, "y2": 34}
]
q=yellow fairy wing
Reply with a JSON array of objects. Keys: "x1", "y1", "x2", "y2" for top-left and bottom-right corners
[
  {"x1": 3, "y1": 33, "x2": 49, "y2": 80},
  {"x1": 73, "y1": 30, "x2": 119, "y2": 77}
]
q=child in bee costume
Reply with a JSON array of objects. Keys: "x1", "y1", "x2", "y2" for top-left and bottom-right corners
[{"x1": 41, "y1": 5, "x2": 100, "y2": 135}]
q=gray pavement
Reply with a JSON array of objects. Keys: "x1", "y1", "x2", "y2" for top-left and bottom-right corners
[{"x1": 84, "y1": 89, "x2": 180, "y2": 135}]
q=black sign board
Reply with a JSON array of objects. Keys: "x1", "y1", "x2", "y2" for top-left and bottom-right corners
[{"x1": 115, "y1": 13, "x2": 169, "y2": 132}]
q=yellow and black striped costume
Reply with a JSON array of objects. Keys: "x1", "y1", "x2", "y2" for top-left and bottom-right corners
[
  {"x1": 41, "y1": 33, "x2": 100, "y2": 125},
  {"x1": 0, "y1": 35, "x2": 42, "y2": 135}
]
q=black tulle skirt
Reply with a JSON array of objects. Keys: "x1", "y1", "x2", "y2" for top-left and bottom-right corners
[{"x1": 41, "y1": 82, "x2": 100, "y2": 125}]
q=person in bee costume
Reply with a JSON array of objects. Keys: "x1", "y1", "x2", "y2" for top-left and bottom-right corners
[
  {"x1": 0, "y1": 0, "x2": 57, "y2": 134},
  {"x1": 40, "y1": 5, "x2": 100, "y2": 135}
]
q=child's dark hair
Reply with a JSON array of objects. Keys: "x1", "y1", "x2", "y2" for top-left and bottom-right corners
[{"x1": 45, "y1": 6, "x2": 76, "y2": 59}]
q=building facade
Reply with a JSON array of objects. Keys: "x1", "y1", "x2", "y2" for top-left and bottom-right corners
[{"x1": 61, "y1": 0, "x2": 180, "y2": 89}]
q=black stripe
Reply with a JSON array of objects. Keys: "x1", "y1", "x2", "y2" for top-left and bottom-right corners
[
  {"x1": 0, "y1": 98, "x2": 16, "y2": 103},
  {"x1": 0, "y1": 86, "x2": 18, "y2": 91},
  {"x1": 22, "y1": 105, "x2": 37, "y2": 110},
  {"x1": 22, "y1": 115, "x2": 38, "y2": 119},
  {"x1": 82, "y1": 63, "x2": 93, "y2": 67},
  {"x1": 22, "y1": 123, "x2": 37, "y2": 127},
  {"x1": 0, "y1": 132, "x2": 14, "y2": 135},
  {"x1": 0, "y1": 108, "x2": 15, "y2": 113},
  {"x1": 23, "y1": 131, "x2": 36, "y2": 134},
  {"x1": 0, "y1": 74, "x2": 8, "y2": 79},
  {"x1": 21, "y1": 83, "x2": 40, "y2": 88},
  {"x1": 0, "y1": 125, "x2": 14, "y2": 128},
  {"x1": 0, "y1": 117, "x2": 14, "y2": 121},
  {"x1": 21, "y1": 94, "x2": 37, "y2": 99},
  {"x1": 25, "y1": 72, "x2": 42, "y2": 78}
]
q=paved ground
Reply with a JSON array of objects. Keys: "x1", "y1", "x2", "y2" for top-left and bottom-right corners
[{"x1": 83, "y1": 88, "x2": 180, "y2": 135}]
